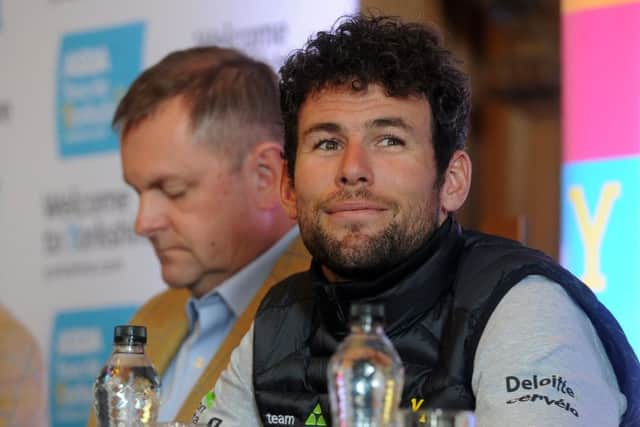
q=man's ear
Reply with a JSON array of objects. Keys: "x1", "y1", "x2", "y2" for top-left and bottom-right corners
[
  {"x1": 439, "y1": 150, "x2": 472, "y2": 217},
  {"x1": 280, "y1": 162, "x2": 298, "y2": 220},
  {"x1": 244, "y1": 141, "x2": 285, "y2": 210}
]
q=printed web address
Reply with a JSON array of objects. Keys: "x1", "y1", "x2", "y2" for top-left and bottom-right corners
[{"x1": 42, "y1": 258, "x2": 123, "y2": 279}]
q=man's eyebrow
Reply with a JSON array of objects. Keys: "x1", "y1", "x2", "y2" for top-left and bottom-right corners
[
  {"x1": 302, "y1": 118, "x2": 413, "y2": 138},
  {"x1": 301, "y1": 122, "x2": 342, "y2": 138},
  {"x1": 366, "y1": 117, "x2": 413, "y2": 130}
]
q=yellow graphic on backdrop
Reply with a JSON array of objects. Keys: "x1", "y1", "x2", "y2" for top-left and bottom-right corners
[
  {"x1": 562, "y1": 0, "x2": 639, "y2": 14},
  {"x1": 568, "y1": 182, "x2": 621, "y2": 292}
]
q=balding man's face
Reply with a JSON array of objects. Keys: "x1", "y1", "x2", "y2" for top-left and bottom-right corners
[{"x1": 122, "y1": 96, "x2": 255, "y2": 297}]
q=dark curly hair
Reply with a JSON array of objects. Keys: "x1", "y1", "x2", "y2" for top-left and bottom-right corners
[{"x1": 279, "y1": 14, "x2": 470, "y2": 183}]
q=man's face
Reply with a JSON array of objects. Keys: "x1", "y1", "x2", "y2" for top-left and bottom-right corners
[
  {"x1": 121, "y1": 96, "x2": 253, "y2": 297},
  {"x1": 282, "y1": 84, "x2": 445, "y2": 281}
]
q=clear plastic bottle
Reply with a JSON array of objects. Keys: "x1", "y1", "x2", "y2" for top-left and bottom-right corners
[
  {"x1": 93, "y1": 325, "x2": 161, "y2": 426},
  {"x1": 328, "y1": 303, "x2": 404, "y2": 427}
]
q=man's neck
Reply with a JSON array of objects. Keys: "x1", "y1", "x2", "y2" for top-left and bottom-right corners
[{"x1": 189, "y1": 273, "x2": 227, "y2": 299}]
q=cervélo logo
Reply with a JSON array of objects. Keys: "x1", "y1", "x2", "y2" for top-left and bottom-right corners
[{"x1": 55, "y1": 22, "x2": 144, "y2": 158}]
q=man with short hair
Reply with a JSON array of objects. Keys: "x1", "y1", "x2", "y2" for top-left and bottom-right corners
[
  {"x1": 87, "y1": 47, "x2": 310, "y2": 425},
  {"x1": 195, "y1": 16, "x2": 639, "y2": 426}
]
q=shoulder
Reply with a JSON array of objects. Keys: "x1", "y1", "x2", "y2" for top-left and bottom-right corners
[
  {"x1": 0, "y1": 305, "x2": 42, "y2": 371},
  {"x1": 482, "y1": 276, "x2": 625, "y2": 379},
  {"x1": 472, "y1": 276, "x2": 627, "y2": 425},
  {"x1": 259, "y1": 270, "x2": 315, "y2": 311},
  {"x1": 481, "y1": 275, "x2": 598, "y2": 345},
  {"x1": 0, "y1": 305, "x2": 39, "y2": 349},
  {"x1": 458, "y1": 231, "x2": 554, "y2": 282},
  {"x1": 277, "y1": 234, "x2": 312, "y2": 268},
  {"x1": 0, "y1": 306, "x2": 45, "y2": 424},
  {"x1": 253, "y1": 271, "x2": 317, "y2": 367},
  {"x1": 451, "y1": 230, "x2": 560, "y2": 321},
  {"x1": 268, "y1": 235, "x2": 312, "y2": 281}
]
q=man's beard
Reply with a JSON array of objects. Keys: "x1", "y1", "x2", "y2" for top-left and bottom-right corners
[{"x1": 297, "y1": 189, "x2": 441, "y2": 281}]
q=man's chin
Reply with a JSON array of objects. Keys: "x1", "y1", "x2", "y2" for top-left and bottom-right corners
[
  {"x1": 161, "y1": 268, "x2": 194, "y2": 290},
  {"x1": 163, "y1": 279, "x2": 193, "y2": 290},
  {"x1": 318, "y1": 244, "x2": 396, "y2": 279},
  {"x1": 329, "y1": 223, "x2": 386, "y2": 238}
]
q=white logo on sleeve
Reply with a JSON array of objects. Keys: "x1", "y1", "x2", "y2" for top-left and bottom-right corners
[{"x1": 265, "y1": 413, "x2": 296, "y2": 425}]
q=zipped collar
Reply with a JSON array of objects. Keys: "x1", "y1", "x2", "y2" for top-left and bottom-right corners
[{"x1": 311, "y1": 216, "x2": 465, "y2": 338}]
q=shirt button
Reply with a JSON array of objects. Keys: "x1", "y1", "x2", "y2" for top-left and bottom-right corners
[{"x1": 194, "y1": 356, "x2": 205, "y2": 369}]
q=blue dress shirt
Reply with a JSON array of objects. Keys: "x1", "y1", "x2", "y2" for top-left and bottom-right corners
[{"x1": 157, "y1": 227, "x2": 299, "y2": 421}]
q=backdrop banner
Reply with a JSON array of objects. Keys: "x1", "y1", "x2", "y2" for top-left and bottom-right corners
[
  {"x1": 561, "y1": 0, "x2": 640, "y2": 353},
  {"x1": 0, "y1": 1, "x2": 356, "y2": 425}
]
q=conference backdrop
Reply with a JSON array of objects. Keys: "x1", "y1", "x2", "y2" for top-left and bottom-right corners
[
  {"x1": 0, "y1": 1, "x2": 356, "y2": 426},
  {"x1": 561, "y1": 0, "x2": 640, "y2": 353}
]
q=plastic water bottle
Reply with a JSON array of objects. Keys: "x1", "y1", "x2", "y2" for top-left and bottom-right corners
[
  {"x1": 93, "y1": 325, "x2": 161, "y2": 426},
  {"x1": 328, "y1": 303, "x2": 404, "y2": 427}
]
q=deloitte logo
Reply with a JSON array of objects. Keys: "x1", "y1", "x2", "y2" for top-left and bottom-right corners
[
  {"x1": 55, "y1": 22, "x2": 145, "y2": 158},
  {"x1": 305, "y1": 403, "x2": 327, "y2": 426}
]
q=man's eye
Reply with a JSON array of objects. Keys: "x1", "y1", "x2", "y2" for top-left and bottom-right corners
[
  {"x1": 315, "y1": 139, "x2": 341, "y2": 151},
  {"x1": 379, "y1": 136, "x2": 404, "y2": 147},
  {"x1": 163, "y1": 187, "x2": 187, "y2": 199}
]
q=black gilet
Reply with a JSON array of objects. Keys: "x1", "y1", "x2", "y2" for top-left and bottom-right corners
[{"x1": 252, "y1": 218, "x2": 640, "y2": 427}]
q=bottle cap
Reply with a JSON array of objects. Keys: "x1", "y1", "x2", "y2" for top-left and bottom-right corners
[
  {"x1": 113, "y1": 325, "x2": 147, "y2": 345},
  {"x1": 350, "y1": 303, "x2": 385, "y2": 323}
]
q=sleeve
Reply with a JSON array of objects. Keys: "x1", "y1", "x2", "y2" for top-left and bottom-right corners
[
  {"x1": 471, "y1": 275, "x2": 627, "y2": 427},
  {"x1": 192, "y1": 324, "x2": 262, "y2": 427}
]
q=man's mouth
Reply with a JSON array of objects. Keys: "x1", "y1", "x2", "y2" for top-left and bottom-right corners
[
  {"x1": 323, "y1": 200, "x2": 390, "y2": 223},
  {"x1": 154, "y1": 246, "x2": 185, "y2": 256},
  {"x1": 325, "y1": 200, "x2": 388, "y2": 214}
]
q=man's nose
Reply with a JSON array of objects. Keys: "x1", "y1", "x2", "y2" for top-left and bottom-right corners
[
  {"x1": 336, "y1": 141, "x2": 373, "y2": 187},
  {"x1": 134, "y1": 193, "x2": 168, "y2": 237}
]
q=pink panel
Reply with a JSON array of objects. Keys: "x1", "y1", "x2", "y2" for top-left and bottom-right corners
[{"x1": 562, "y1": 3, "x2": 640, "y2": 162}]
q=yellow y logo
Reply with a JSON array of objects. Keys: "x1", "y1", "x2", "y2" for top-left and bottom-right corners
[{"x1": 568, "y1": 182, "x2": 621, "y2": 292}]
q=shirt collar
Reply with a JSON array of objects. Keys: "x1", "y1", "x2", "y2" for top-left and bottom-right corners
[{"x1": 186, "y1": 226, "x2": 300, "y2": 327}]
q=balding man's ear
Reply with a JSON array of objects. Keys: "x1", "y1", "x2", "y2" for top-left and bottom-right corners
[
  {"x1": 439, "y1": 150, "x2": 472, "y2": 216},
  {"x1": 245, "y1": 141, "x2": 285, "y2": 210}
]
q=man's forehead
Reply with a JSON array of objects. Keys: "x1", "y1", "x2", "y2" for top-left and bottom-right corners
[
  {"x1": 305, "y1": 82, "x2": 427, "y2": 103},
  {"x1": 298, "y1": 83, "x2": 432, "y2": 130}
]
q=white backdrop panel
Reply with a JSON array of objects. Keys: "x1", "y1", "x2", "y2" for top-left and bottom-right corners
[{"x1": 0, "y1": 1, "x2": 357, "y2": 425}]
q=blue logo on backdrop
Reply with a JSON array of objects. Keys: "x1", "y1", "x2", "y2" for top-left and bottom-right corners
[
  {"x1": 56, "y1": 22, "x2": 145, "y2": 158},
  {"x1": 49, "y1": 306, "x2": 137, "y2": 426},
  {"x1": 560, "y1": 155, "x2": 640, "y2": 354}
]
